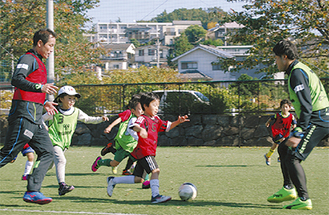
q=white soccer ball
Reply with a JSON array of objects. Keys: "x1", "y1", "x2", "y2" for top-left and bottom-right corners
[{"x1": 178, "y1": 182, "x2": 197, "y2": 201}]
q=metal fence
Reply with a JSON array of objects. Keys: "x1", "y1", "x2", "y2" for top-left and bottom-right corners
[
  {"x1": 1, "y1": 78, "x2": 328, "y2": 116},
  {"x1": 71, "y1": 78, "x2": 329, "y2": 116}
]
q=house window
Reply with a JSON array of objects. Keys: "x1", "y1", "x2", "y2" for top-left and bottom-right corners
[
  {"x1": 181, "y1": 62, "x2": 197, "y2": 69},
  {"x1": 212, "y1": 64, "x2": 222, "y2": 70},
  {"x1": 139, "y1": 50, "x2": 144, "y2": 56},
  {"x1": 148, "y1": 49, "x2": 155, "y2": 56},
  {"x1": 113, "y1": 65, "x2": 119, "y2": 69}
]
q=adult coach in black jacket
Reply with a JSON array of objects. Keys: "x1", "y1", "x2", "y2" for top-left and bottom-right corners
[
  {"x1": 0, "y1": 29, "x2": 58, "y2": 204},
  {"x1": 267, "y1": 39, "x2": 329, "y2": 210}
]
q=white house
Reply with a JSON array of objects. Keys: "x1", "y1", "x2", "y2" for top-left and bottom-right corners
[
  {"x1": 171, "y1": 44, "x2": 234, "y2": 81},
  {"x1": 100, "y1": 43, "x2": 136, "y2": 70},
  {"x1": 172, "y1": 44, "x2": 284, "y2": 81}
]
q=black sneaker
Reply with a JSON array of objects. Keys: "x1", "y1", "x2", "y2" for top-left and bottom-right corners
[
  {"x1": 101, "y1": 143, "x2": 116, "y2": 156},
  {"x1": 58, "y1": 183, "x2": 74, "y2": 196}
]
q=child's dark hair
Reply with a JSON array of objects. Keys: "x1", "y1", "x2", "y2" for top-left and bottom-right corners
[
  {"x1": 273, "y1": 40, "x2": 299, "y2": 60},
  {"x1": 128, "y1": 94, "x2": 141, "y2": 110},
  {"x1": 140, "y1": 92, "x2": 159, "y2": 111},
  {"x1": 54, "y1": 93, "x2": 79, "y2": 103},
  {"x1": 280, "y1": 99, "x2": 292, "y2": 108},
  {"x1": 54, "y1": 93, "x2": 67, "y2": 103}
]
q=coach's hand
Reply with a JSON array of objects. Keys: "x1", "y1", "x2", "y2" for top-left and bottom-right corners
[
  {"x1": 285, "y1": 137, "x2": 301, "y2": 148},
  {"x1": 42, "y1": 83, "x2": 58, "y2": 95},
  {"x1": 44, "y1": 101, "x2": 58, "y2": 115}
]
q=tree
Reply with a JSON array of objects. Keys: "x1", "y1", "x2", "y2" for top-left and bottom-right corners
[
  {"x1": 172, "y1": 33, "x2": 194, "y2": 57},
  {"x1": 184, "y1": 25, "x2": 207, "y2": 44},
  {"x1": 220, "y1": 0, "x2": 329, "y2": 76},
  {"x1": 130, "y1": 38, "x2": 140, "y2": 48},
  {"x1": 149, "y1": 7, "x2": 227, "y2": 29},
  {"x1": 202, "y1": 39, "x2": 224, "y2": 46},
  {"x1": 0, "y1": 0, "x2": 104, "y2": 82},
  {"x1": 207, "y1": 22, "x2": 217, "y2": 30}
]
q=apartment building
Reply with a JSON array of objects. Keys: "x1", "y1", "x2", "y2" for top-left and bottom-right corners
[
  {"x1": 90, "y1": 20, "x2": 202, "y2": 45},
  {"x1": 92, "y1": 22, "x2": 172, "y2": 44}
]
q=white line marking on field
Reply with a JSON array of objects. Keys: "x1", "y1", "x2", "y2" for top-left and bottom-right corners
[{"x1": 0, "y1": 208, "x2": 146, "y2": 215}]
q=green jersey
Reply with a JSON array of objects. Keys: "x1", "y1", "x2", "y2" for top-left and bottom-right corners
[
  {"x1": 48, "y1": 107, "x2": 79, "y2": 150},
  {"x1": 114, "y1": 113, "x2": 138, "y2": 153},
  {"x1": 288, "y1": 62, "x2": 329, "y2": 118}
]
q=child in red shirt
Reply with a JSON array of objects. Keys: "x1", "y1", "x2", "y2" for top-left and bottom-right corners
[
  {"x1": 264, "y1": 99, "x2": 296, "y2": 165},
  {"x1": 106, "y1": 92, "x2": 189, "y2": 203}
]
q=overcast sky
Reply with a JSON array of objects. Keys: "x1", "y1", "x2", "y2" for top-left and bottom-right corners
[{"x1": 87, "y1": 0, "x2": 246, "y2": 24}]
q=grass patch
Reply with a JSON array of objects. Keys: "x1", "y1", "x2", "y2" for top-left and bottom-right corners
[{"x1": 0, "y1": 146, "x2": 328, "y2": 215}]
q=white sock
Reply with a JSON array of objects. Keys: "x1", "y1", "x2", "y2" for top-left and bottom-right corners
[
  {"x1": 150, "y1": 179, "x2": 160, "y2": 197},
  {"x1": 113, "y1": 175, "x2": 135, "y2": 185},
  {"x1": 24, "y1": 161, "x2": 33, "y2": 176}
]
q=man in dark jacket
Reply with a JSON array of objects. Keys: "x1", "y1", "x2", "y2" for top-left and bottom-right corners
[
  {"x1": 267, "y1": 39, "x2": 329, "y2": 210},
  {"x1": 0, "y1": 29, "x2": 59, "y2": 204}
]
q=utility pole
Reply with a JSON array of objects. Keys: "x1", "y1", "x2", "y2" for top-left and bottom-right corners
[
  {"x1": 156, "y1": 37, "x2": 160, "y2": 68},
  {"x1": 46, "y1": 0, "x2": 55, "y2": 101}
]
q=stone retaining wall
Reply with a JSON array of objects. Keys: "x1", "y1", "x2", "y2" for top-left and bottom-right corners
[{"x1": 1, "y1": 115, "x2": 328, "y2": 147}]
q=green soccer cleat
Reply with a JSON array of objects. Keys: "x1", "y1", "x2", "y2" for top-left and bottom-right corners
[
  {"x1": 267, "y1": 187, "x2": 297, "y2": 203},
  {"x1": 283, "y1": 198, "x2": 312, "y2": 210}
]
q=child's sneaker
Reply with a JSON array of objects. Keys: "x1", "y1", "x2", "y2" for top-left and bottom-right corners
[
  {"x1": 58, "y1": 183, "x2": 74, "y2": 196},
  {"x1": 264, "y1": 154, "x2": 271, "y2": 165},
  {"x1": 23, "y1": 191, "x2": 52, "y2": 204},
  {"x1": 283, "y1": 197, "x2": 312, "y2": 210},
  {"x1": 101, "y1": 143, "x2": 115, "y2": 156},
  {"x1": 142, "y1": 180, "x2": 150, "y2": 189},
  {"x1": 112, "y1": 166, "x2": 118, "y2": 174},
  {"x1": 267, "y1": 187, "x2": 297, "y2": 203},
  {"x1": 22, "y1": 175, "x2": 28, "y2": 180},
  {"x1": 107, "y1": 176, "x2": 116, "y2": 197},
  {"x1": 122, "y1": 169, "x2": 132, "y2": 175},
  {"x1": 151, "y1": 194, "x2": 171, "y2": 203},
  {"x1": 277, "y1": 156, "x2": 281, "y2": 162},
  {"x1": 91, "y1": 156, "x2": 101, "y2": 172}
]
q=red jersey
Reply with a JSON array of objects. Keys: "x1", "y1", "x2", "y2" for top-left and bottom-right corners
[
  {"x1": 271, "y1": 112, "x2": 295, "y2": 139},
  {"x1": 131, "y1": 115, "x2": 168, "y2": 159},
  {"x1": 118, "y1": 109, "x2": 131, "y2": 122},
  {"x1": 13, "y1": 52, "x2": 47, "y2": 104}
]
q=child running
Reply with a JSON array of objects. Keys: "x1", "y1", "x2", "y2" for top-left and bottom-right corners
[
  {"x1": 91, "y1": 95, "x2": 143, "y2": 176},
  {"x1": 264, "y1": 99, "x2": 296, "y2": 165},
  {"x1": 99, "y1": 94, "x2": 142, "y2": 175},
  {"x1": 42, "y1": 86, "x2": 109, "y2": 196},
  {"x1": 106, "y1": 92, "x2": 189, "y2": 203},
  {"x1": 11, "y1": 143, "x2": 35, "y2": 180}
]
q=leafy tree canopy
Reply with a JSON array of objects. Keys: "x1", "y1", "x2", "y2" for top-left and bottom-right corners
[
  {"x1": 202, "y1": 39, "x2": 224, "y2": 46},
  {"x1": 172, "y1": 33, "x2": 194, "y2": 57},
  {"x1": 147, "y1": 7, "x2": 227, "y2": 29},
  {"x1": 220, "y1": 0, "x2": 329, "y2": 76},
  {"x1": 0, "y1": 0, "x2": 104, "y2": 81},
  {"x1": 184, "y1": 25, "x2": 207, "y2": 44}
]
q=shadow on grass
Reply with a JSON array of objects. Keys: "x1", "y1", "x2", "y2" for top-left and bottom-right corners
[
  {"x1": 46, "y1": 172, "x2": 109, "y2": 177},
  {"x1": 49, "y1": 196, "x2": 282, "y2": 210},
  {"x1": 196, "y1": 165, "x2": 251, "y2": 167},
  {"x1": 0, "y1": 190, "x2": 23, "y2": 194},
  {"x1": 42, "y1": 185, "x2": 105, "y2": 189}
]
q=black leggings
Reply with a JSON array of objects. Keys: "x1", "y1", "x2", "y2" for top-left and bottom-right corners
[{"x1": 278, "y1": 124, "x2": 329, "y2": 199}]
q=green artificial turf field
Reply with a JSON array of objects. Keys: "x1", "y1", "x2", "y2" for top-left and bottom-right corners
[{"x1": 0, "y1": 146, "x2": 328, "y2": 215}]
